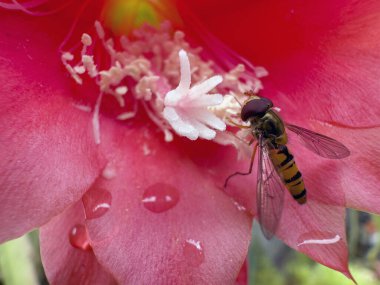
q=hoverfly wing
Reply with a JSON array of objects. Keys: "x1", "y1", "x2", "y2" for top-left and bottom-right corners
[
  {"x1": 257, "y1": 135, "x2": 285, "y2": 240},
  {"x1": 286, "y1": 124, "x2": 350, "y2": 159}
]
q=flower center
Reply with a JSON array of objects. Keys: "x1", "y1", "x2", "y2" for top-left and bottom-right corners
[
  {"x1": 60, "y1": 7, "x2": 268, "y2": 149},
  {"x1": 100, "y1": 0, "x2": 182, "y2": 36}
]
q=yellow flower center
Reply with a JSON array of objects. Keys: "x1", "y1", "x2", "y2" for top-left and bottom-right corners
[{"x1": 101, "y1": 0, "x2": 182, "y2": 35}]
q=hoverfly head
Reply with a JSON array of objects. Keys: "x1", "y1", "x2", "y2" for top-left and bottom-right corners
[{"x1": 241, "y1": 96, "x2": 273, "y2": 122}]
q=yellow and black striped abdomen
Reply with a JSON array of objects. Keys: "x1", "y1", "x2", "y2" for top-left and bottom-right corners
[{"x1": 269, "y1": 146, "x2": 307, "y2": 204}]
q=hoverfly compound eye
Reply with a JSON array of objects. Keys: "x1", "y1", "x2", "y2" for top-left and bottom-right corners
[{"x1": 241, "y1": 97, "x2": 273, "y2": 121}]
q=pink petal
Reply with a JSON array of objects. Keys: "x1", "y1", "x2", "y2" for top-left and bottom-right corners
[
  {"x1": 83, "y1": 123, "x2": 252, "y2": 284},
  {"x1": 181, "y1": 137, "x2": 353, "y2": 275},
  {"x1": 40, "y1": 202, "x2": 117, "y2": 285},
  {"x1": 277, "y1": 198, "x2": 351, "y2": 278},
  {"x1": 0, "y1": 12, "x2": 105, "y2": 242},
  {"x1": 304, "y1": 121, "x2": 380, "y2": 214},
  {"x1": 179, "y1": 139, "x2": 257, "y2": 212},
  {"x1": 187, "y1": 0, "x2": 380, "y2": 127}
]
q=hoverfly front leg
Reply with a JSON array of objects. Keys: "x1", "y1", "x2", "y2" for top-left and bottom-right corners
[
  {"x1": 226, "y1": 117, "x2": 251, "y2": 129},
  {"x1": 224, "y1": 142, "x2": 258, "y2": 189}
]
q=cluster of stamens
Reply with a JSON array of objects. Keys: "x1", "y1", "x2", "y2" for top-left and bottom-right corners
[{"x1": 61, "y1": 21, "x2": 267, "y2": 150}]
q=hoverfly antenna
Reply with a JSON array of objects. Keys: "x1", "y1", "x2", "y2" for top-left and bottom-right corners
[{"x1": 231, "y1": 94, "x2": 243, "y2": 107}]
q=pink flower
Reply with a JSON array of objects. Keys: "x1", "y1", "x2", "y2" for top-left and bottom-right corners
[{"x1": 0, "y1": 0, "x2": 379, "y2": 284}]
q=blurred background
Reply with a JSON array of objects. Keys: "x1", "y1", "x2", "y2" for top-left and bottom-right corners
[{"x1": 0, "y1": 209, "x2": 379, "y2": 285}]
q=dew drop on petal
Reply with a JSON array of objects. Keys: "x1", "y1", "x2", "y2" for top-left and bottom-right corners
[
  {"x1": 82, "y1": 187, "x2": 112, "y2": 220},
  {"x1": 69, "y1": 224, "x2": 91, "y2": 251},
  {"x1": 102, "y1": 163, "x2": 117, "y2": 180},
  {"x1": 183, "y1": 239, "x2": 205, "y2": 266},
  {"x1": 142, "y1": 183, "x2": 179, "y2": 213}
]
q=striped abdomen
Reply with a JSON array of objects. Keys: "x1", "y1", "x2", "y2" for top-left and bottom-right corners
[{"x1": 269, "y1": 145, "x2": 307, "y2": 204}]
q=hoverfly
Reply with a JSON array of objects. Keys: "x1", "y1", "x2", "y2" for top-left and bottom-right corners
[{"x1": 224, "y1": 91, "x2": 350, "y2": 239}]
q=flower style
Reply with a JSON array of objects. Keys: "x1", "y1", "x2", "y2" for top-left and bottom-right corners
[
  {"x1": 163, "y1": 49, "x2": 226, "y2": 140},
  {"x1": 0, "y1": 0, "x2": 380, "y2": 284}
]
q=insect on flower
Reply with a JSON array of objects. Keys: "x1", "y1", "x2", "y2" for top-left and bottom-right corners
[{"x1": 224, "y1": 91, "x2": 350, "y2": 240}]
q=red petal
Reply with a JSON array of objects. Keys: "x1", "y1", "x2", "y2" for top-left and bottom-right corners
[
  {"x1": 186, "y1": 0, "x2": 380, "y2": 127},
  {"x1": 235, "y1": 259, "x2": 248, "y2": 285},
  {"x1": 40, "y1": 202, "x2": 117, "y2": 285},
  {"x1": 83, "y1": 123, "x2": 252, "y2": 284},
  {"x1": 0, "y1": 12, "x2": 105, "y2": 242},
  {"x1": 277, "y1": 198, "x2": 352, "y2": 278}
]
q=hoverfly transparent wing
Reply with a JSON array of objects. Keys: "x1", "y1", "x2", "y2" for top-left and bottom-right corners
[
  {"x1": 286, "y1": 124, "x2": 350, "y2": 159},
  {"x1": 257, "y1": 134, "x2": 285, "y2": 239}
]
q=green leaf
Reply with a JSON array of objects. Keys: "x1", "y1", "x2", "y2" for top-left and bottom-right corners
[{"x1": 0, "y1": 234, "x2": 39, "y2": 285}]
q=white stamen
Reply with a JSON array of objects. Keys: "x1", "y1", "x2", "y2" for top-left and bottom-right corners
[
  {"x1": 143, "y1": 101, "x2": 173, "y2": 142},
  {"x1": 74, "y1": 65, "x2": 86, "y2": 74},
  {"x1": 92, "y1": 93, "x2": 103, "y2": 145},
  {"x1": 62, "y1": 52, "x2": 74, "y2": 61},
  {"x1": 95, "y1": 20, "x2": 105, "y2": 39},
  {"x1": 255, "y1": 66, "x2": 269, "y2": 78},
  {"x1": 61, "y1": 53, "x2": 82, "y2": 84},
  {"x1": 135, "y1": 76, "x2": 159, "y2": 100},
  {"x1": 82, "y1": 55, "x2": 98, "y2": 78},
  {"x1": 297, "y1": 234, "x2": 341, "y2": 247},
  {"x1": 116, "y1": 86, "x2": 128, "y2": 95},
  {"x1": 117, "y1": 112, "x2": 136, "y2": 120},
  {"x1": 73, "y1": 104, "x2": 91, "y2": 113},
  {"x1": 81, "y1": 33, "x2": 92, "y2": 46}
]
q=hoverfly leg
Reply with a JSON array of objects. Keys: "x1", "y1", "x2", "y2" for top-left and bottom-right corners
[
  {"x1": 224, "y1": 143, "x2": 258, "y2": 188},
  {"x1": 227, "y1": 117, "x2": 251, "y2": 129}
]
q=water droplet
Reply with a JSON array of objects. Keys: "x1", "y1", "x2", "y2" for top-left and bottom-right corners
[
  {"x1": 142, "y1": 183, "x2": 179, "y2": 213},
  {"x1": 102, "y1": 164, "x2": 116, "y2": 179},
  {"x1": 183, "y1": 239, "x2": 205, "y2": 266},
  {"x1": 82, "y1": 187, "x2": 112, "y2": 220},
  {"x1": 69, "y1": 224, "x2": 91, "y2": 251}
]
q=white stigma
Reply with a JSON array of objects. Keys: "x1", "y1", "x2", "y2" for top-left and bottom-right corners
[{"x1": 163, "y1": 50, "x2": 226, "y2": 140}]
